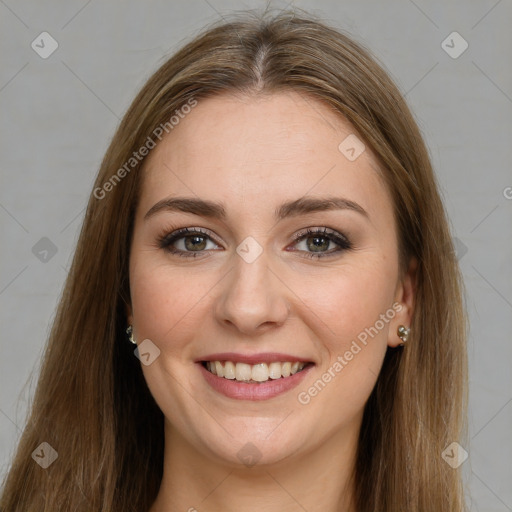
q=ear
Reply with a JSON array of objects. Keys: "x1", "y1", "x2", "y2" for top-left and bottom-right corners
[{"x1": 388, "y1": 257, "x2": 418, "y2": 348}]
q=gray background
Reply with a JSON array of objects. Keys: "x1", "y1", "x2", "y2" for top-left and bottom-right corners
[{"x1": 1, "y1": 0, "x2": 511, "y2": 510}]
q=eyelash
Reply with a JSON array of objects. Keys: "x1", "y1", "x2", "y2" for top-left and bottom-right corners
[
  {"x1": 158, "y1": 227, "x2": 353, "y2": 259},
  {"x1": 156, "y1": 226, "x2": 353, "y2": 260}
]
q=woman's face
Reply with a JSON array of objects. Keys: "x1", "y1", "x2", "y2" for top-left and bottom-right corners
[{"x1": 127, "y1": 91, "x2": 415, "y2": 467}]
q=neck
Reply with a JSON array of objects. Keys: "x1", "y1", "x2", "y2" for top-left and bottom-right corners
[{"x1": 149, "y1": 420, "x2": 359, "y2": 512}]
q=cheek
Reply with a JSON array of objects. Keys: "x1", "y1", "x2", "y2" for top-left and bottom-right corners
[
  {"x1": 291, "y1": 258, "x2": 396, "y2": 406},
  {"x1": 292, "y1": 258, "x2": 397, "y2": 345},
  {"x1": 129, "y1": 255, "x2": 204, "y2": 351},
  {"x1": 294, "y1": 271, "x2": 393, "y2": 422}
]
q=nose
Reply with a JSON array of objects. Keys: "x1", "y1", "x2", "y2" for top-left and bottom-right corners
[{"x1": 215, "y1": 249, "x2": 291, "y2": 335}]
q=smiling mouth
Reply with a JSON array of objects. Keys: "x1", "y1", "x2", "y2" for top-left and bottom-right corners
[{"x1": 202, "y1": 360, "x2": 313, "y2": 383}]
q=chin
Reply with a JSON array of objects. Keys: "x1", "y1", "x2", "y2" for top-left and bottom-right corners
[{"x1": 194, "y1": 414, "x2": 314, "y2": 468}]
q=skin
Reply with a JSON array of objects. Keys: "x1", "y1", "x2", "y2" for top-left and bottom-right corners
[{"x1": 126, "y1": 91, "x2": 416, "y2": 512}]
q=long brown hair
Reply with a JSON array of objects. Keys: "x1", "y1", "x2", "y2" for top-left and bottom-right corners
[{"x1": 0, "y1": 8, "x2": 467, "y2": 511}]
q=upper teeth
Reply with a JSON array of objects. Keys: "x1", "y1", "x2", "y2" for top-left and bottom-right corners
[{"x1": 206, "y1": 361, "x2": 307, "y2": 382}]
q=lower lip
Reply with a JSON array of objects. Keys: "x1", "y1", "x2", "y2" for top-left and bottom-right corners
[{"x1": 198, "y1": 362, "x2": 314, "y2": 401}]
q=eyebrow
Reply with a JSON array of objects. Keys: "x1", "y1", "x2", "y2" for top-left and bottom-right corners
[{"x1": 144, "y1": 195, "x2": 369, "y2": 222}]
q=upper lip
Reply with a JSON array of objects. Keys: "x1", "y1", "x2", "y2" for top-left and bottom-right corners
[{"x1": 195, "y1": 352, "x2": 314, "y2": 365}]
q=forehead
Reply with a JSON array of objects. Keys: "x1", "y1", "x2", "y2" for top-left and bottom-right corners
[{"x1": 139, "y1": 91, "x2": 392, "y2": 225}]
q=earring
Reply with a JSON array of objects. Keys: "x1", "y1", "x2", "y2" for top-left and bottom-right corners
[
  {"x1": 397, "y1": 325, "x2": 410, "y2": 345},
  {"x1": 126, "y1": 325, "x2": 137, "y2": 345}
]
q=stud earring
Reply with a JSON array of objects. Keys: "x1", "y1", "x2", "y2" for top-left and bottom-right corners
[
  {"x1": 397, "y1": 325, "x2": 410, "y2": 345},
  {"x1": 126, "y1": 325, "x2": 137, "y2": 345}
]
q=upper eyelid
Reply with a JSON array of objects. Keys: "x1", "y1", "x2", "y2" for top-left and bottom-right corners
[{"x1": 162, "y1": 227, "x2": 222, "y2": 246}]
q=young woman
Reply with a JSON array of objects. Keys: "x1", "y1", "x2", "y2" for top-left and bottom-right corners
[{"x1": 0, "y1": 9, "x2": 467, "y2": 512}]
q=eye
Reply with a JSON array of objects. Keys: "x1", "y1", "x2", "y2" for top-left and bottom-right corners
[
  {"x1": 157, "y1": 227, "x2": 221, "y2": 258},
  {"x1": 289, "y1": 227, "x2": 352, "y2": 259},
  {"x1": 157, "y1": 226, "x2": 352, "y2": 259}
]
